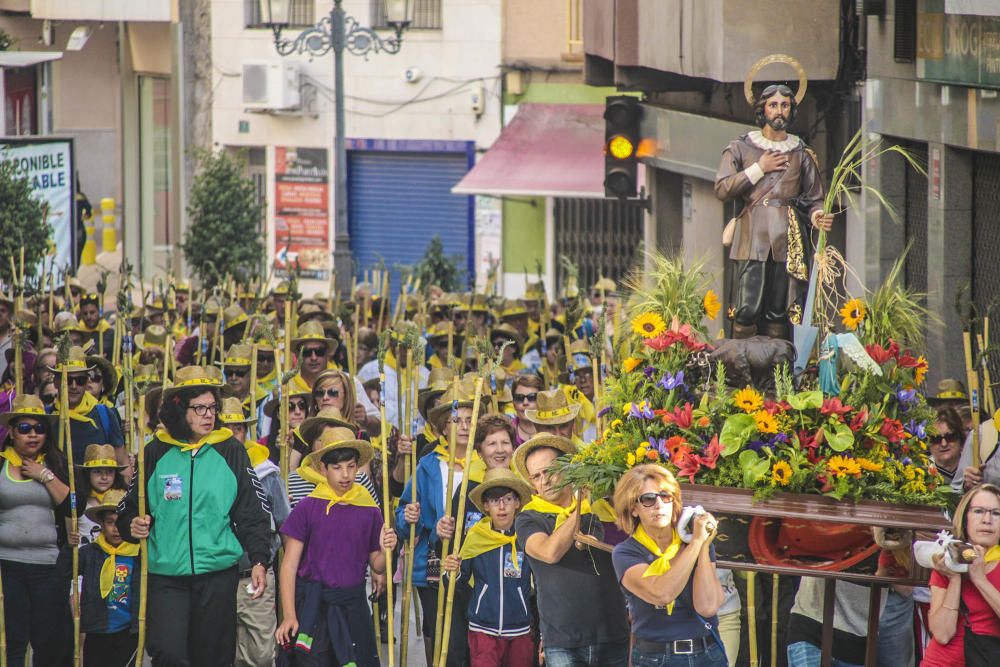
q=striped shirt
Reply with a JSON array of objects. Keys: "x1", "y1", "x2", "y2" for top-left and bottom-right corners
[{"x1": 287, "y1": 470, "x2": 380, "y2": 509}]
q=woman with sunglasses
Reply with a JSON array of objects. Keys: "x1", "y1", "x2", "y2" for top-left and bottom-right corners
[
  {"x1": 116, "y1": 365, "x2": 271, "y2": 667},
  {"x1": 262, "y1": 387, "x2": 312, "y2": 465},
  {"x1": 311, "y1": 368, "x2": 380, "y2": 436},
  {"x1": 0, "y1": 394, "x2": 71, "y2": 666},
  {"x1": 930, "y1": 406, "x2": 966, "y2": 486},
  {"x1": 612, "y1": 464, "x2": 726, "y2": 667},
  {"x1": 922, "y1": 483, "x2": 1000, "y2": 667},
  {"x1": 510, "y1": 374, "x2": 543, "y2": 446}
]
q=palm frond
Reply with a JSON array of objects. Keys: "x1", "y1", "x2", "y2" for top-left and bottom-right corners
[
  {"x1": 623, "y1": 251, "x2": 710, "y2": 334},
  {"x1": 861, "y1": 250, "x2": 937, "y2": 348}
]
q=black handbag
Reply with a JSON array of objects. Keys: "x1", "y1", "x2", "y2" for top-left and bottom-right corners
[{"x1": 961, "y1": 598, "x2": 1000, "y2": 667}]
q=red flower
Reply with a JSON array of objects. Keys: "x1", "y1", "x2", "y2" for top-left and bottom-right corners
[
  {"x1": 896, "y1": 352, "x2": 919, "y2": 369},
  {"x1": 666, "y1": 403, "x2": 694, "y2": 429},
  {"x1": 865, "y1": 344, "x2": 893, "y2": 364},
  {"x1": 665, "y1": 435, "x2": 690, "y2": 461},
  {"x1": 762, "y1": 399, "x2": 784, "y2": 415},
  {"x1": 643, "y1": 323, "x2": 708, "y2": 353},
  {"x1": 674, "y1": 449, "x2": 702, "y2": 482},
  {"x1": 880, "y1": 418, "x2": 905, "y2": 443},
  {"x1": 696, "y1": 435, "x2": 720, "y2": 470},
  {"x1": 821, "y1": 397, "x2": 852, "y2": 417},
  {"x1": 798, "y1": 430, "x2": 822, "y2": 464},
  {"x1": 848, "y1": 408, "x2": 869, "y2": 432}
]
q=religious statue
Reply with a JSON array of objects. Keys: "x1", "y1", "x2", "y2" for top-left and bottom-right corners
[{"x1": 714, "y1": 55, "x2": 834, "y2": 340}]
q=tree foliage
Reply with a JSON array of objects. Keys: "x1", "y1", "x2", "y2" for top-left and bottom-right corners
[
  {"x1": 182, "y1": 149, "x2": 264, "y2": 287},
  {"x1": 0, "y1": 159, "x2": 52, "y2": 285},
  {"x1": 413, "y1": 235, "x2": 464, "y2": 293}
]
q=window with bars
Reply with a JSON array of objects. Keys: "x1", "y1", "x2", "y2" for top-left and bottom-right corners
[
  {"x1": 245, "y1": 0, "x2": 316, "y2": 28},
  {"x1": 894, "y1": 0, "x2": 917, "y2": 63},
  {"x1": 553, "y1": 198, "x2": 644, "y2": 297},
  {"x1": 371, "y1": 0, "x2": 442, "y2": 30}
]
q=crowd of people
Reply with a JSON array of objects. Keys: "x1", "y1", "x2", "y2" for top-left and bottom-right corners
[{"x1": 0, "y1": 276, "x2": 996, "y2": 667}]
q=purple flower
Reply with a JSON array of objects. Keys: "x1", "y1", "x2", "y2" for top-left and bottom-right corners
[
  {"x1": 896, "y1": 388, "x2": 917, "y2": 404},
  {"x1": 745, "y1": 440, "x2": 768, "y2": 452},
  {"x1": 658, "y1": 370, "x2": 685, "y2": 391},
  {"x1": 629, "y1": 402, "x2": 655, "y2": 419},
  {"x1": 643, "y1": 366, "x2": 656, "y2": 380},
  {"x1": 768, "y1": 433, "x2": 789, "y2": 446},
  {"x1": 597, "y1": 405, "x2": 613, "y2": 418},
  {"x1": 901, "y1": 457, "x2": 912, "y2": 466},
  {"x1": 905, "y1": 419, "x2": 927, "y2": 440},
  {"x1": 648, "y1": 437, "x2": 670, "y2": 460}
]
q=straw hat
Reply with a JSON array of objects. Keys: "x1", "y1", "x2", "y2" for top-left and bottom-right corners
[
  {"x1": 297, "y1": 406, "x2": 356, "y2": 446},
  {"x1": 219, "y1": 396, "x2": 257, "y2": 426},
  {"x1": 291, "y1": 320, "x2": 338, "y2": 355},
  {"x1": 591, "y1": 277, "x2": 616, "y2": 294},
  {"x1": 499, "y1": 299, "x2": 527, "y2": 320},
  {"x1": 427, "y1": 376, "x2": 482, "y2": 435},
  {"x1": 48, "y1": 346, "x2": 95, "y2": 374},
  {"x1": 566, "y1": 339, "x2": 593, "y2": 375},
  {"x1": 133, "y1": 364, "x2": 162, "y2": 386},
  {"x1": 490, "y1": 323, "x2": 524, "y2": 358},
  {"x1": 202, "y1": 298, "x2": 225, "y2": 318},
  {"x1": 53, "y1": 311, "x2": 83, "y2": 333},
  {"x1": 76, "y1": 443, "x2": 126, "y2": 470},
  {"x1": 161, "y1": 365, "x2": 223, "y2": 402},
  {"x1": 263, "y1": 387, "x2": 312, "y2": 418},
  {"x1": 297, "y1": 302, "x2": 335, "y2": 326},
  {"x1": 0, "y1": 394, "x2": 56, "y2": 427},
  {"x1": 523, "y1": 388, "x2": 580, "y2": 426},
  {"x1": 524, "y1": 282, "x2": 546, "y2": 303},
  {"x1": 135, "y1": 324, "x2": 168, "y2": 351},
  {"x1": 928, "y1": 378, "x2": 967, "y2": 404},
  {"x1": 83, "y1": 488, "x2": 127, "y2": 523},
  {"x1": 512, "y1": 433, "x2": 577, "y2": 481},
  {"x1": 301, "y1": 426, "x2": 374, "y2": 470},
  {"x1": 426, "y1": 323, "x2": 462, "y2": 346},
  {"x1": 469, "y1": 467, "x2": 534, "y2": 513},
  {"x1": 418, "y1": 367, "x2": 457, "y2": 420},
  {"x1": 220, "y1": 343, "x2": 254, "y2": 369}
]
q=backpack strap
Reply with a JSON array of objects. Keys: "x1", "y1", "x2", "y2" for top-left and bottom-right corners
[{"x1": 96, "y1": 403, "x2": 112, "y2": 439}]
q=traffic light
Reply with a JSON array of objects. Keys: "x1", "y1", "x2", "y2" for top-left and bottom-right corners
[{"x1": 604, "y1": 96, "x2": 641, "y2": 199}]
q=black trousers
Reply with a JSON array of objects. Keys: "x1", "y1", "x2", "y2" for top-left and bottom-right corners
[
  {"x1": 732, "y1": 257, "x2": 790, "y2": 327},
  {"x1": 84, "y1": 629, "x2": 138, "y2": 667},
  {"x1": 147, "y1": 567, "x2": 239, "y2": 667},
  {"x1": 416, "y1": 583, "x2": 470, "y2": 667},
  {"x1": 1, "y1": 559, "x2": 71, "y2": 667}
]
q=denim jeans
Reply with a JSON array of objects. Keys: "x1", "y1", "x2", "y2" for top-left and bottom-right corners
[
  {"x1": 543, "y1": 640, "x2": 629, "y2": 667},
  {"x1": 1, "y1": 559, "x2": 70, "y2": 667},
  {"x1": 787, "y1": 641, "x2": 863, "y2": 667},
  {"x1": 630, "y1": 643, "x2": 729, "y2": 667}
]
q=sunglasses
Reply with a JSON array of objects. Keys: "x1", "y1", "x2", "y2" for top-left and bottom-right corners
[
  {"x1": 513, "y1": 392, "x2": 538, "y2": 404},
  {"x1": 228, "y1": 369, "x2": 249, "y2": 379},
  {"x1": 257, "y1": 355, "x2": 275, "y2": 363},
  {"x1": 67, "y1": 375, "x2": 89, "y2": 387},
  {"x1": 313, "y1": 388, "x2": 341, "y2": 399},
  {"x1": 931, "y1": 432, "x2": 959, "y2": 444},
  {"x1": 290, "y1": 399, "x2": 309, "y2": 412},
  {"x1": 637, "y1": 491, "x2": 674, "y2": 508},
  {"x1": 14, "y1": 421, "x2": 48, "y2": 435},
  {"x1": 40, "y1": 393, "x2": 58, "y2": 405},
  {"x1": 300, "y1": 347, "x2": 327, "y2": 359}
]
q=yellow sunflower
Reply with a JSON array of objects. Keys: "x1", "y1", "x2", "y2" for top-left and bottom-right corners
[
  {"x1": 622, "y1": 357, "x2": 643, "y2": 373},
  {"x1": 703, "y1": 290, "x2": 721, "y2": 321},
  {"x1": 754, "y1": 410, "x2": 778, "y2": 434},
  {"x1": 857, "y1": 457, "x2": 884, "y2": 472},
  {"x1": 733, "y1": 386, "x2": 764, "y2": 413},
  {"x1": 839, "y1": 298, "x2": 867, "y2": 331},
  {"x1": 827, "y1": 455, "x2": 862, "y2": 478},
  {"x1": 771, "y1": 460, "x2": 792, "y2": 487},
  {"x1": 631, "y1": 312, "x2": 667, "y2": 339},
  {"x1": 915, "y1": 356, "x2": 928, "y2": 385}
]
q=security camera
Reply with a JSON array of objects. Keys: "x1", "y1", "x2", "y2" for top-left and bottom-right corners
[{"x1": 404, "y1": 67, "x2": 423, "y2": 84}]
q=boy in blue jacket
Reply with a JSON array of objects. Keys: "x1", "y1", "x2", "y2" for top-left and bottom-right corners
[
  {"x1": 442, "y1": 467, "x2": 535, "y2": 667},
  {"x1": 78, "y1": 488, "x2": 140, "y2": 667}
]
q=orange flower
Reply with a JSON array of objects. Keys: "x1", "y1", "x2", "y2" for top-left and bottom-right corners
[{"x1": 646, "y1": 449, "x2": 660, "y2": 461}]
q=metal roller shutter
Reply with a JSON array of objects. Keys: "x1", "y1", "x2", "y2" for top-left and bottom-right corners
[
  {"x1": 348, "y1": 149, "x2": 473, "y2": 293},
  {"x1": 973, "y1": 152, "x2": 1000, "y2": 321},
  {"x1": 902, "y1": 142, "x2": 928, "y2": 296}
]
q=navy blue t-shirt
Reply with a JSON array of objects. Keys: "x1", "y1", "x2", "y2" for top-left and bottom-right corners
[
  {"x1": 105, "y1": 554, "x2": 136, "y2": 633},
  {"x1": 55, "y1": 404, "x2": 125, "y2": 464},
  {"x1": 611, "y1": 536, "x2": 718, "y2": 642}
]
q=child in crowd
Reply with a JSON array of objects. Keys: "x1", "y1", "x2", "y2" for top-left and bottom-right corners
[
  {"x1": 442, "y1": 467, "x2": 535, "y2": 667},
  {"x1": 276, "y1": 427, "x2": 397, "y2": 667},
  {"x1": 75, "y1": 443, "x2": 128, "y2": 546},
  {"x1": 79, "y1": 488, "x2": 140, "y2": 667}
]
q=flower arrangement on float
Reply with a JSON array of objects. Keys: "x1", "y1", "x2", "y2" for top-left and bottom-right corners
[{"x1": 556, "y1": 252, "x2": 949, "y2": 509}]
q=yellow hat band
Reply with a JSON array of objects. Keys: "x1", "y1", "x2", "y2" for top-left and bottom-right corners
[
  {"x1": 936, "y1": 391, "x2": 966, "y2": 399},
  {"x1": 224, "y1": 357, "x2": 252, "y2": 366},
  {"x1": 17, "y1": 407, "x2": 46, "y2": 416},
  {"x1": 220, "y1": 413, "x2": 246, "y2": 423},
  {"x1": 175, "y1": 377, "x2": 220, "y2": 388},
  {"x1": 536, "y1": 406, "x2": 573, "y2": 419},
  {"x1": 226, "y1": 315, "x2": 248, "y2": 327},
  {"x1": 83, "y1": 459, "x2": 118, "y2": 468}
]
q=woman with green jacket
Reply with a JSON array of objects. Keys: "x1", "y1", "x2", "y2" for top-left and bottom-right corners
[{"x1": 117, "y1": 366, "x2": 271, "y2": 666}]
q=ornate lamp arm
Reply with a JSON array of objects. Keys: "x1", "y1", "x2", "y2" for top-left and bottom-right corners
[{"x1": 271, "y1": 9, "x2": 406, "y2": 60}]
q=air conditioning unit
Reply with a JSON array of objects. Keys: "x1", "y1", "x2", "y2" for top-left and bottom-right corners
[{"x1": 243, "y1": 61, "x2": 301, "y2": 111}]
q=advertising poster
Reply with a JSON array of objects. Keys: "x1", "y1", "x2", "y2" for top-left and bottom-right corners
[
  {"x1": 0, "y1": 138, "x2": 75, "y2": 272},
  {"x1": 274, "y1": 146, "x2": 329, "y2": 279}
]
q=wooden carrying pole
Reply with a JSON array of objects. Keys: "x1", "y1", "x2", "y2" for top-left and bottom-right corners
[
  {"x1": 279, "y1": 299, "x2": 293, "y2": 483},
  {"x1": 964, "y1": 331, "x2": 983, "y2": 468},
  {"x1": 59, "y1": 368, "x2": 81, "y2": 666},
  {"x1": 433, "y1": 377, "x2": 460, "y2": 666},
  {"x1": 437, "y1": 378, "x2": 485, "y2": 667},
  {"x1": 377, "y1": 368, "x2": 396, "y2": 667},
  {"x1": 399, "y1": 352, "x2": 416, "y2": 667},
  {"x1": 249, "y1": 342, "x2": 259, "y2": 442}
]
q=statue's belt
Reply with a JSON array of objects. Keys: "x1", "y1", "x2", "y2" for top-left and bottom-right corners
[{"x1": 760, "y1": 198, "x2": 791, "y2": 208}]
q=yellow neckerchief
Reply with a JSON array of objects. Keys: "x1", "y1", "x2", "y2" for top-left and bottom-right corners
[
  {"x1": 561, "y1": 383, "x2": 596, "y2": 425},
  {"x1": 171, "y1": 319, "x2": 187, "y2": 340},
  {"x1": 155, "y1": 427, "x2": 234, "y2": 453},
  {"x1": 591, "y1": 498, "x2": 616, "y2": 523},
  {"x1": 632, "y1": 524, "x2": 683, "y2": 614},
  {"x1": 423, "y1": 423, "x2": 437, "y2": 442},
  {"x1": 79, "y1": 319, "x2": 111, "y2": 334},
  {"x1": 242, "y1": 386, "x2": 270, "y2": 411},
  {"x1": 95, "y1": 533, "x2": 139, "y2": 599},
  {"x1": 57, "y1": 391, "x2": 99, "y2": 428},
  {"x1": 460, "y1": 517, "x2": 519, "y2": 568},
  {"x1": 90, "y1": 489, "x2": 108, "y2": 503},
  {"x1": 986, "y1": 545, "x2": 1000, "y2": 563},
  {"x1": 521, "y1": 494, "x2": 591, "y2": 530},
  {"x1": 0, "y1": 448, "x2": 44, "y2": 468},
  {"x1": 244, "y1": 441, "x2": 270, "y2": 468},
  {"x1": 307, "y1": 481, "x2": 378, "y2": 514},
  {"x1": 257, "y1": 369, "x2": 278, "y2": 392},
  {"x1": 428, "y1": 355, "x2": 444, "y2": 369},
  {"x1": 503, "y1": 360, "x2": 526, "y2": 375},
  {"x1": 290, "y1": 373, "x2": 312, "y2": 394},
  {"x1": 384, "y1": 349, "x2": 398, "y2": 372},
  {"x1": 432, "y1": 439, "x2": 485, "y2": 482}
]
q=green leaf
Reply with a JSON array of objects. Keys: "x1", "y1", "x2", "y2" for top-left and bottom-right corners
[
  {"x1": 786, "y1": 390, "x2": 823, "y2": 411},
  {"x1": 821, "y1": 420, "x2": 855, "y2": 452},
  {"x1": 720, "y1": 413, "x2": 757, "y2": 456}
]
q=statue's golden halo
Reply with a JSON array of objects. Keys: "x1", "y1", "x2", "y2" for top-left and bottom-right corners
[{"x1": 744, "y1": 53, "x2": 808, "y2": 107}]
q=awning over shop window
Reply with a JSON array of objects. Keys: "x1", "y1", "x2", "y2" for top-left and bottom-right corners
[
  {"x1": 0, "y1": 52, "x2": 62, "y2": 67},
  {"x1": 453, "y1": 103, "x2": 618, "y2": 199}
]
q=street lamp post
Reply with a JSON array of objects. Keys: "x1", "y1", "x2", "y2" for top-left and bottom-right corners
[{"x1": 261, "y1": 0, "x2": 413, "y2": 295}]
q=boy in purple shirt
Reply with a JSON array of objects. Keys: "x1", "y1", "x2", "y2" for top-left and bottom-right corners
[{"x1": 276, "y1": 428, "x2": 396, "y2": 667}]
